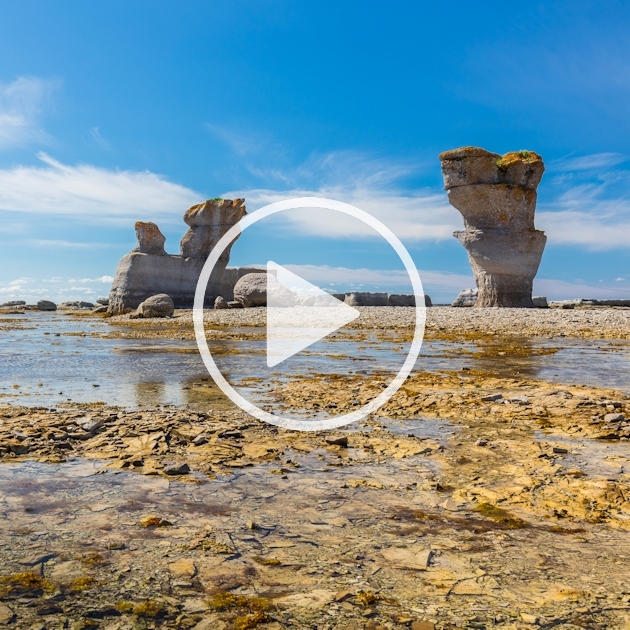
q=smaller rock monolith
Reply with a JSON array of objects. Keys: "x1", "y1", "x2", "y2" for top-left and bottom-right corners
[{"x1": 133, "y1": 222, "x2": 167, "y2": 255}]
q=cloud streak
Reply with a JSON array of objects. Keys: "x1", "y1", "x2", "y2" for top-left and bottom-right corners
[
  {"x1": 0, "y1": 275, "x2": 113, "y2": 302},
  {"x1": 0, "y1": 152, "x2": 202, "y2": 226},
  {"x1": 0, "y1": 76, "x2": 60, "y2": 149}
]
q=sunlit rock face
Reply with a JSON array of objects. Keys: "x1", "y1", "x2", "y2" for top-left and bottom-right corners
[
  {"x1": 439, "y1": 147, "x2": 547, "y2": 308},
  {"x1": 108, "y1": 198, "x2": 258, "y2": 314}
]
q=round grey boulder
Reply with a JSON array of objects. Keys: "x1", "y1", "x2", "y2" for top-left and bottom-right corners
[
  {"x1": 233, "y1": 272, "x2": 296, "y2": 308},
  {"x1": 134, "y1": 293, "x2": 174, "y2": 318},
  {"x1": 234, "y1": 273, "x2": 268, "y2": 307},
  {"x1": 37, "y1": 300, "x2": 57, "y2": 311}
]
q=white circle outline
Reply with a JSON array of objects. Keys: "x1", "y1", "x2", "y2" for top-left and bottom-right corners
[{"x1": 193, "y1": 197, "x2": 426, "y2": 431}]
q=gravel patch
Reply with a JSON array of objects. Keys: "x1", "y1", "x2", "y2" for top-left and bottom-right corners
[{"x1": 111, "y1": 305, "x2": 630, "y2": 339}]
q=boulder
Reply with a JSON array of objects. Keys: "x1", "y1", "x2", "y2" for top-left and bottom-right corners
[
  {"x1": 227, "y1": 301, "x2": 243, "y2": 309},
  {"x1": 133, "y1": 222, "x2": 167, "y2": 255},
  {"x1": 2, "y1": 300, "x2": 26, "y2": 307},
  {"x1": 332, "y1": 293, "x2": 346, "y2": 301},
  {"x1": 132, "y1": 294, "x2": 174, "y2": 318},
  {"x1": 452, "y1": 289, "x2": 478, "y2": 307},
  {"x1": 234, "y1": 273, "x2": 268, "y2": 307},
  {"x1": 439, "y1": 147, "x2": 546, "y2": 307},
  {"x1": 532, "y1": 296, "x2": 548, "y2": 308},
  {"x1": 233, "y1": 273, "x2": 295, "y2": 308},
  {"x1": 37, "y1": 300, "x2": 57, "y2": 311},
  {"x1": 214, "y1": 296, "x2": 229, "y2": 310},
  {"x1": 96, "y1": 297, "x2": 109, "y2": 306},
  {"x1": 108, "y1": 198, "x2": 261, "y2": 314},
  {"x1": 344, "y1": 292, "x2": 389, "y2": 307}
]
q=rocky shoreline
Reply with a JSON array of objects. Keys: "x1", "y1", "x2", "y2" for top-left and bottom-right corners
[
  {"x1": 98, "y1": 306, "x2": 630, "y2": 341},
  {"x1": 1, "y1": 310, "x2": 630, "y2": 628}
]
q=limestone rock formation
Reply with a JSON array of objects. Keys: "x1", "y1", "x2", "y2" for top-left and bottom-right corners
[
  {"x1": 344, "y1": 292, "x2": 389, "y2": 307},
  {"x1": 388, "y1": 294, "x2": 433, "y2": 307},
  {"x1": 452, "y1": 289, "x2": 478, "y2": 307},
  {"x1": 130, "y1": 294, "x2": 174, "y2": 318},
  {"x1": 108, "y1": 198, "x2": 260, "y2": 314},
  {"x1": 180, "y1": 198, "x2": 247, "y2": 260},
  {"x1": 133, "y1": 222, "x2": 167, "y2": 255},
  {"x1": 440, "y1": 147, "x2": 547, "y2": 308}
]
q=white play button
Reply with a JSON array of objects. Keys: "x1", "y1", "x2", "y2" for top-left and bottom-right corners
[{"x1": 266, "y1": 261, "x2": 360, "y2": 368}]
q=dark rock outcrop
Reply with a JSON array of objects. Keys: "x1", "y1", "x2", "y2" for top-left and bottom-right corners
[
  {"x1": 214, "y1": 296, "x2": 229, "y2": 310},
  {"x1": 388, "y1": 294, "x2": 432, "y2": 307},
  {"x1": 440, "y1": 147, "x2": 547, "y2": 308},
  {"x1": 37, "y1": 300, "x2": 57, "y2": 311}
]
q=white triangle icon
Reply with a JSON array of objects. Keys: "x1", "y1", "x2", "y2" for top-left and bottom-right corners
[{"x1": 266, "y1": 261, "x2": 360, "y2": 368}]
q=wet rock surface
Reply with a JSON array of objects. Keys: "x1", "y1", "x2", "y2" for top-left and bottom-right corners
[{"x1": 2, "y1": 310, "x2": 630, "y2": 627}]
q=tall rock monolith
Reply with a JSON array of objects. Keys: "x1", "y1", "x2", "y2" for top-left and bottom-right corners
[{"x1": 439, "y1": 147, "x2": 546, "y2": 308}]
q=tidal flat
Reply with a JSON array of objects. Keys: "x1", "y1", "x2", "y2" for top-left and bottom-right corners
[{"x1": 1, "y1": 308, "x2": 630, "y2": 629}]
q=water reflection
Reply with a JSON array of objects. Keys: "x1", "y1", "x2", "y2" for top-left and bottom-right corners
[
  {"x1": 134, "y1": 381, "x2": 166, "y2": 408},
  {"x1": 1, "y1": 312, "x2": 629, "y2": 410}
]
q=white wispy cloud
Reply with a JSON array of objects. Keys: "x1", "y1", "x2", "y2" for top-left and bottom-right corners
[
  {"x1": 0, "y1": 275, "x2": 113, "y2": 303},
  {"x1": 245, "y1": 263, "x2": 474, "y2": 298},
  {"x1": 225, "y1": 150, "x2": 460, "y2": 242},
  {"x1": 23, "y1": 239, "x2": 116, "y2": 249},
  {"x1": 205, "y1": 123, "x2": 269, "y2": 156},
  {"x1": 90, "y1": 126, "x2": 112, "y2": 150},
  {"x1": 0, "y1": 152, "x2": 202, "y2": 226},
  {"x1": 241, "y1": 263, "x2": 630, "y2": 301},
  {"x1": 0, "y1": 76, "x2": 60, "y2": 149},
  {"x1": 534, "y1": 277, "x2": 630, "y2": 301},
  {"x1": 228, "y1": 149, "x2": 630, "y2": 250},
  {"x1": 549, "y1": 152, "x2": 628, "y2": 172}
]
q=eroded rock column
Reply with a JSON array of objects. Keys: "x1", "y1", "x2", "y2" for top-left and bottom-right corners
[
  {"x1": 180, "y1": 198, "x2": 247, "y2": 262},
  {"x1": 439, "y1": 147, "x2": 547, "y2": 308}
]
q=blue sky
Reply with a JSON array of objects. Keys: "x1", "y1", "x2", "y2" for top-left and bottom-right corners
[{"x1": 1, "y1": 0, "x2": 630, "y2": 303}]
